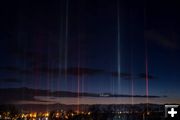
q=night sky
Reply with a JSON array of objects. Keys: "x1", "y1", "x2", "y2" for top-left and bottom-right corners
[{"x1": 0, "y1": 0, "x2": 180, "y2": 104}]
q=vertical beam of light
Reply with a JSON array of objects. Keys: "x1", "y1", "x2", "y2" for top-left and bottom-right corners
[
  {"x1": 46, "y1": 41, "x2": 50, "y2": 112},
  {"x1": 64, "y1": 0, "x2": 69, "y2": 91},
  {"x1": 117, "y1": 0, "x2": 121, "y2": 96},
  {"x1": 77, "y1": 61, "x2": 80, "y2": 112},
  {"x1": 130, "y1": 47, "x2": 134, "y2": 105},
  {"x1": 77, "y1": 21, "x2": 81, "y2": 113},
  {"x1": 144, "y1": 0, "x2": 149, "y2": 113},
  {"x1": 58, "y1": 0, "x2": 64, "y2": 96},
  {"x1": 81, "y1": 74, "x2": 84, "y2": 111},
  {"x1": 76, "y1": 1, "x2": 84, "y2": 112},
  {"x1": 145, "y1": 37, "x2": 149, "y2": 110}
]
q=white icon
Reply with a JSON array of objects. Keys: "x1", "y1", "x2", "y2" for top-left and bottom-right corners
[
  {"x1": 168, "y1": 108, "x2": 177, "y2": 117},
  {"x1": 165, "y1": 105, "x2": 179, "y2": 118}
]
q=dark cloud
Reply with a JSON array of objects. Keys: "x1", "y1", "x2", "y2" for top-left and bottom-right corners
[
  {"x1": 137, "y1": 73, "x2": 157, "y2": 80},
  {"x1": 60, "y1": 67, "x2": 106, "y2": 76},
  {"x1": 145, "y1": 30, "x2": 179, "y2": 49},
  {"x1": 0, "y1": 78, "x2": 21, "y2": 83},
  {"x1": 31, "y1": 67, "x2": 106, "y2": 76},
  {"x1": 0, "y1": 66, "x2": 106, "y2": 76},
  {"x1": 111, "y1": 72, "x2": 132, "y2": 79},
  {"x1": 111, "y1": 72, "x2": 157, "y2": 81},
  {"x1": 0, "y1": 66, "x2": 19, "y2": 72},
  {"x1": 0, "y1": 66, "x2": 158, "y2": 81},
  {"x1": 0, "y1": 88, "x2": 35, "y2": 104},
  {"x1": 0, "y1": 87, "x2": 165, "y2": 104},
  {"x1": 0, "y1": 66, "x2": 32, "y2": 75}
]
